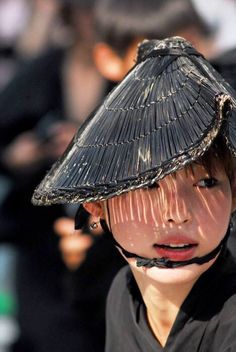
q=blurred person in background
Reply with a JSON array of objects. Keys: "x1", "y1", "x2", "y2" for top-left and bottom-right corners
[
  {"x1": 0, "y1": 1, "x2": 78, "y2": 351},
  {"x1": 0, "y1": 0, "x2": 29, "y2": 91},
  {"x1": 0, "y1": 0, "x2": 69, "y2": 92},
  {"x1": 0, "y1": 0, "x2": 126, "y2": 351},
  {"x1": 16, "y1": 0, "x2": 69, "y2": 59}
]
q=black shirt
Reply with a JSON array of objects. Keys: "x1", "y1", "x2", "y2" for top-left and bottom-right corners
[{"x1": 106, "y1": 249, "x2": 236, "y2": 351}]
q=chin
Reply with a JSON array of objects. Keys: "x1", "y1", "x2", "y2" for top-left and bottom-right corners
[{"x1": 129, "y1": 257, "x2": 217, "y2": 286}]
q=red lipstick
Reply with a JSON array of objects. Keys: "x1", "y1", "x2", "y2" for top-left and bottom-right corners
[{"x1": 153, "y1": 235, "x2": 198, "y2": 261}]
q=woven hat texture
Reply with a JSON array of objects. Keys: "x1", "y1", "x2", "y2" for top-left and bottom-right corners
[{"x1": 32, "y1": 36, "x2": 236, "y2": 205}]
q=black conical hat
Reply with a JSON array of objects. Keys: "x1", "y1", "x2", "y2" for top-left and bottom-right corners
[{"x1": 32, "y1": 36, "x2": 236, "y2": 205}]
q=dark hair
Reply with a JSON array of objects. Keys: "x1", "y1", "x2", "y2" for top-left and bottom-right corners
[
  {"x1": 94, "y1": 0, "x2": 211, "y2": 55},
  {"x1": 61, "y1": 0, "x2": 96, "y2": 28},
  {"x1": 198, "y1": 135, "x2": 236, "y2": 182}
]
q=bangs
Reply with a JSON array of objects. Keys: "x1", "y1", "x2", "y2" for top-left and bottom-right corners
[{"x1": 196, "y1": 136, "x2": 235, "y2": 181}]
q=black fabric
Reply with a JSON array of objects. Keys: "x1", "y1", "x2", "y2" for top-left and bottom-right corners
[{"x1": 106, "y1": 249, "x2": 236, "y2": 352}]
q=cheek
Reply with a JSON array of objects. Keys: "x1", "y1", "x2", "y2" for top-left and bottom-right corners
[
  {"x1": 194, "y1": 186, "x2": 232, "y2": 241},
  {"x1": 108, "y1": 190, "x2": 163, "y2": 248}
]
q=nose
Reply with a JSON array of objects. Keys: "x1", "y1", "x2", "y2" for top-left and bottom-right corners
[
  {"x1": 162, "y1": 183, "x2": 192, "y2": 225},
  {"x1": 164, "y1": 200, "x2": 191, "y2": 225},
  {"x1": 165, "y1": 213, "x2": 190, "y2": 225}
]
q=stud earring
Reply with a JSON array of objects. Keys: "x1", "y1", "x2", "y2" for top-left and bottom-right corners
[{"x1": 89, "y1": 221, "x2": 99, "y2": 230}]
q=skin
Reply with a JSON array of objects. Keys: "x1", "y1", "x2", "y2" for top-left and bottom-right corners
[{"x1": 84, "y1": 160, "x2": 236, "y2": 347}]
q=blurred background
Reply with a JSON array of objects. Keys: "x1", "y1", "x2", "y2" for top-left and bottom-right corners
[{"x1": 0, "y1": 0, "x2": 235, "y2": 351}]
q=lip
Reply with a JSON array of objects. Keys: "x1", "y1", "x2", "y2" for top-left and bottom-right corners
[
  {"x1": 156, "y1": 235, "x2": 197, "y2": 245},
  {"x1": 153, "y1": 235, "x2": 198, "y2": 261}
]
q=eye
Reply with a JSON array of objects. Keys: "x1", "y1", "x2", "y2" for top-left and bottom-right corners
[{"x1": 195, "y1": 177, "x2": 218, "y2": 188}]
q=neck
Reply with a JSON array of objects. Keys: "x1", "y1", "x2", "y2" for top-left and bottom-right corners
[{"x1": 131, "y1": 268, "x2": 197, "y2": 347}]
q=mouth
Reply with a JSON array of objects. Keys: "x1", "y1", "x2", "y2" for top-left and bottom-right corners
[{"x1": 153, "y1": 242, "x2": 198, "y2": 261}]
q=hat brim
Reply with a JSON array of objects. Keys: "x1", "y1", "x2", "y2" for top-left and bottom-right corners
[{"x1": 32, "y1": 38, "x2": 236, "y2": 205}]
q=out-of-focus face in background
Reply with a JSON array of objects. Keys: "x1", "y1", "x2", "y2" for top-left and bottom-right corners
[
  {"x1": 0, "y1": 0, "x2": 30, "y2": 89},
  {"x1": 0, "y1": 0, "x2": 30, "y2": 46}
]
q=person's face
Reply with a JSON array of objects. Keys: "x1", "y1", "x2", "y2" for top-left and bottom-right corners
[{"x1": 106, "y1": 161, "x2": 236, "y2": 285}]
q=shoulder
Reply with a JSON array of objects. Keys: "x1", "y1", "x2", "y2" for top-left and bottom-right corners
[
  {"x1": 207, "y1": 294, "x2": 236, "y2": 351},
  {"x1": 106, "y1": 265, "x2": 132, "y2": 309},
  {"x1": 105, "y1": 266, "x2": 142, "y2": 352},
  {"x1": 106, "y1": 265, "x2": 136, "y2": 333},
  {"x1": 205, "y1": 252, "x2": 236, "y2": 351}
]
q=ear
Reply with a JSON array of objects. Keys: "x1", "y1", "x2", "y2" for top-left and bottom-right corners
[
  {"x1": 231, "y1": 170, "x2": 236, "y2": 213},
  {"x1": 93, "y1": 42, "x2": 124, "y2": 82},
  {"x1": 83, "y1": 201, "x2": 105, "y2": 219}
]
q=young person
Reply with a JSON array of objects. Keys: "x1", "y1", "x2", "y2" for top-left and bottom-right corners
[
  {"x1": 33, "y1": 36, "x2": 236, "y2": 351},
  {"x1": 93, "y1": 0, "x2": 214, "y2": 83}
]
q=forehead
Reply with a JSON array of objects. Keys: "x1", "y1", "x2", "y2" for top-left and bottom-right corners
[
  {"x1": 105, "y1": 158, "x2": 229, "y2": 207},
  {"x1": 170, "y1": 159, "x2": 226, "y2": 179}
]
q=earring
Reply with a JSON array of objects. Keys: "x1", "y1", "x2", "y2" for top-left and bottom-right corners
[{"x1": 89, "y1": 221, "x2": 99, "y2": 230}]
